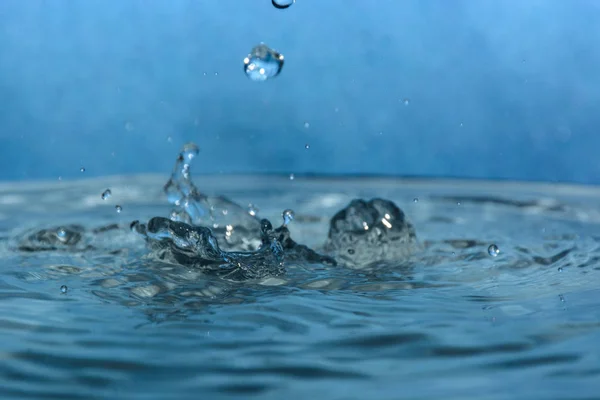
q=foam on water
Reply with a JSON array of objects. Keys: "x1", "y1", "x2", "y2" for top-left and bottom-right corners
[{"x1": 1, "y1": 150, "x2": 600, "y2": 399}]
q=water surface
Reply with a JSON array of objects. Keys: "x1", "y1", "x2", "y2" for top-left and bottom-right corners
[{"x1": 1, "y1": 174, "x2": 599, "y2": 399}]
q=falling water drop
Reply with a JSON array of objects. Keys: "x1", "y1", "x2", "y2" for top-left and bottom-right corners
[
  {"x1": 282, "y1": 209, "x2": 295, "y2": 225},
  {"x1": 305, "y1": 144, "x2": 310, "y2": 149},
  {"x1": 558, "y1": 267, "x2": 563, "y2": 272},
  {"x1": 115, "y1": 205, "x2": 122, "y2": 213},
  {"x1": 413, "y1": 198, "x2": 419, "y2": 203},
  {"x1": 60, "y1": 285, "x2": 68, "y2": 294},
  {"x1": 101, "y1": 189, "x2": 112, "y2": 200},
  {"x1": 488, "y1": 244, "x2": 500, "y2": 257},
  {"x1": 272, "y1": 0, "x2": 295, "y2": 9},
  {"x1": 243, "y1": 44, "x2": 284, "y2": 81},
  {"x1": 80, "y1": 167, "x2": 85, "y2": 173}
]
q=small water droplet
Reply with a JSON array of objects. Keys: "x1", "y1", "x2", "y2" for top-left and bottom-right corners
[
  {"x1": 247, "y1": 203, "x2": 259, "y2": 216},
  {"x1": 289, "y1": 173, "x2": 295, "y2": 180},
  {"x1": 558, "y1": 267, "x2": 563, "y2": 272},
  {"x1": 305, "y1": 144, "x2": 310, "y2": 149},
  {"x1": 559, "y1": 294, "x2": 565, "y2": 303},
  {"x1": 282, "y1": 209, "x2": 295, "y2": 225},
  {"x1": 60, "y1": 285, "x2": 68, "y2": 294},
  {"x1": 488, "y1": 244, "x2": 500, "y2": 257},
  {"x1": 80, "y1": 167, "x2": 85, "y2": 173},
  {"x1": 272, "y1": 0, "x2": 295, "y2": 9},
  {"x1": 101, "y1": 189, "x2": 112, "y2": 200},
  {"x1": 457, "y1": 202, "x2": 461, "y2": 206},
  {"x1": 115, "y1": 205, "x2": 122, "y2": 213},
  {"x1": 413, "y1": 198, "x2": 419, "y2": 203},
  {"x1": 56, "y1": 228, "x2": 67, "y2": 241},
  {"x1": 459, "y1": 122, "x2": 464, "y2": 127},
  {"x1": 181, "y1": 142, "x2": 200, "y2": 161},
  {"x1": 403, "y1": 98, "x2": 410, "y2": 106},
  {"x1": 304, "y1": 122, "x2": 310, "y2": 129},
  {"x1": 243, "y1": 44, "x2": 284, "y2": 81}
]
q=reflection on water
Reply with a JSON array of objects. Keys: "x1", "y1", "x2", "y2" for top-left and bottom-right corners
[{"x1": 1, "y1": 174, "x2": 600, "y2": 399}]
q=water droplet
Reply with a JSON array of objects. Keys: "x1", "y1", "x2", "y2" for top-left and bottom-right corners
[
  {"x1": 60, "y1": 285, "x2": 68, "y2": 294},
  {"x1": 558, "y1": 267, "x2": 563, "y2": 272},
  {"x1": 457, "y1": 202, "x2": 461, "y2": 206},
  {"x1": 304, "y1": 122, "x2": 310, "y2": 129},
  {"x1": 181, "y1": 142, "x2": 200, "y2": 161},
  {"x1": 348, "y1": 248, "x2": 355, "y2": 255},
  {"x1": 243, "y1": 44, "x2": 284, "y2": 81},
  {"x1": 101, "y1": 189, "x2": 112, "y2": 200},
  {"x1": 272, "y1": 0, "x2": 295, "y2": 9},
  {"x1": 403, "y1": 98, "x2": 410, "y2": 106},
  {"x1": 289, "y1": 173, "x2": 295, "y2": 180},
  {"x1": 488, "y1": 244, "x2": 500, "y2": 257},
  {"x1": 56, "y1": 228, "x2": 67, "y2": 241},
  {"x1": 559, "y1": 294, "x2": 565, "y2": 303},
  {"x1": 413, "y1": 198, "x2": 419, "y2": 203},
  {"x1": 80, "y1": 167, "x2": 85, "y2": 173},
  {"x1": 459, "y1": 122, "x2": 464, "y2": 127},
  {"x1": 305, "y1": 144, "x2": 310, "y2": 149},
  {"x1": 115, "y1": 205, "x2": 122, "y2": 213},
  {"x1": 247, "y1": 203, "x2": 259, "y2": 216},
  {"x1": 282, "y1": 209, "x2": 295, "y2": 225}
]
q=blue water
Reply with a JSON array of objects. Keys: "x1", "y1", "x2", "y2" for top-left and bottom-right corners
[
  {"x1": 1, "y1": 0, "x2": 600, "y2": 183},
  {"x1": 1, "y1": 174, "x2": 600, "y2": 399}
]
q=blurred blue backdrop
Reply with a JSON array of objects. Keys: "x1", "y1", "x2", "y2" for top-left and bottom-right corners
[{"x1": 0, "y1": 0, "x2": 599, "y2": 183}]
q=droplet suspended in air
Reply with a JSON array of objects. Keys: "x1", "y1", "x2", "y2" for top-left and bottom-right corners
[
  {"x1": 243, "y1": 44, "x2": 284, "y2": 82},
  {"x1": 181, "y1": 142, "x2": 200, "y2": 161},
  {"x1": 413, "y1": 198, "x2": 419, "y2": 203},
  {"x1": 56, "y1": 228, "x2": 67, "y2": 242},
  {"x1": 289, "y1": 173, "x2": 295, "y2": 180},
  {"x1": 115, "y1": 205, "x2": 122, "y2": 213},
  {"x1": 60, "y1": 285, "x2": 68, "y2": 294},
  {"x1": 101, "y1": 189, "x2": 112, "y2": 200},
  {"x1": 80, "y1": 167, "x2": 86, "y2": 173},
  {"x1": 282, "y1": 209, "x2": 295, "y2": 225},
  {"x1": 272, "y1": 0, "x2": 295, "y2": 9},
  {"x1": 488, "y1": 244, "x2": 499, "y2": 257},
  {"x1": 305, "y1": 144, "x2": 310, "y2": 149}
]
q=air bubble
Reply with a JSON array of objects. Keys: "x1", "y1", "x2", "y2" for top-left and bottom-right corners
[
  {"x1": 282, "y1": 209, "x2": 295, "y2": 225},
  {"x1": 488, "y1": 244, "x2": 499, "y2": 257},
  {"x1": 101, "y1": 189, "x2": 112, "y2": 200},
  {"x1": 243, "y1": 44, "x2": 284, "y2": 81},
  {"x1": 115, "y1": 205, "x2": 122, "y2": 213},
  {"x1": 60, "y1": 285, "x2": 68, "y2": 294},
  {"x1": 272, "y1": 0, "x2": 295, "y2": 9}
]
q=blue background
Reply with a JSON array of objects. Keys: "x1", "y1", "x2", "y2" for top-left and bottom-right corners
[{"x1": 0, "y1": 0, "x2": 598, "y2": 183}]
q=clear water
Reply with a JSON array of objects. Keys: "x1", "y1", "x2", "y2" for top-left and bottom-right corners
[{"x1": 1, "y1": 170, "x2": 600, "y2": 399}]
